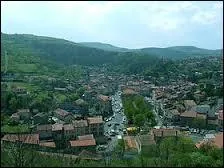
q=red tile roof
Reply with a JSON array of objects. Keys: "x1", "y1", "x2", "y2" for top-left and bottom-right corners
[
  {"x1": 213, "y1": 132, "x2": 223, "y2": 148},
  {"x1": 2, "y1": 134, "x2": 39, "y2": 144},
  {"x1": 54, "y1": 108, "x2": 70, "y2": 117},
  {"x1": 98, "y1": 94, "x2": 110, "y2": 102},
  {"x1": 196, "y1": 132, "x2": 223, "y2": 149},
  {"x1": 87, "y1": 116, "x2": 103, "y2": 124},
  {"x1": 70, "y1": 139, "x2": 96, "y2": 147}
]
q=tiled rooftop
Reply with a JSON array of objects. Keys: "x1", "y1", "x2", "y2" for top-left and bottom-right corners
[
  {"x1": 2, "y1": 134, "x2": 39, "y2": 144},
  {"x1": 87, "y1": 116, "x2": 103, "y2": 124},
  {"x1": 70, "y1": 139, "x2": 96, "y2": 147}
]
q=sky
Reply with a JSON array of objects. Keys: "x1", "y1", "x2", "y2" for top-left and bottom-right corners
[{"x1": 1, "y1": 1, "x2": 223, "y2": 49}]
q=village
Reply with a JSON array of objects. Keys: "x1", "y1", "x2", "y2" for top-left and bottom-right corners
[{"x1": 1, "y1": 56, "x2": 223, "y2": 160}]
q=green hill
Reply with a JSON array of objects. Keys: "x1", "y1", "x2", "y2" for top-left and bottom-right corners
[
  {"x1": 78, "y1": 42, "x2": 129, "y2": 52},
  {"x1": 1, "y1": 33, "x2": 222, "y2": 74}
]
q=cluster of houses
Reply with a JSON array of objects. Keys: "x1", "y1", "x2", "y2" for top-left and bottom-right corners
[
  {"x1": 2, "y1": 115, "x2": 104, "y2": 155},
  {"x1": 121, "y1": 127, "x2": 223, "y2": 158}
]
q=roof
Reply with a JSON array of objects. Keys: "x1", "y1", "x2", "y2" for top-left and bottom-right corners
[
  {"x1": 39, "y1": 141, "x2": 56, "y2": 148},
  {"x1": 184, "y1": 100, "x2": 196, "y2": 108},
  {"x1": 2, "y1": 134, "x2": 39, "y2": 144},
  {"x1": 193, "y1": 105, "x2": 210, "y2": 114},
  {"x1": 70, "y1": 139, "x2": 96, "y2": 147},
  {"x1": 170, "y1": 109, "x2": 180, "y2": 115},
  {"x1": 123, "y1": 88, "x2": 137, "y2": 95},
  {"x1": 152, "y1": 128, "x2": 180, "y2": 137},
  {"x1": 73, "y1": 120, "x2": 88, "y2": 127},
  {"x1": 52, "y1": 123, "x2": 63, "y2": 131},
  {"x1": 75, "y1": 99, "x2": 85, "y2": 105},
  {"x1": 196, "y1": 133, "x2": 223, "y2": 149},
  {"x1": 180, "y1": 111, "x2": 197, "y2": 118},
  {"x1": 98, "y1": 94, "x2": 110, "y2": 102},
  {"x1": 17, "y1": 109, "x2": 30, "y2": 113},
  {"x1": 123, "y1": 136, "x2": 138, "y2": 150},
  {"x1": 78, "y1": 134, "x2": 94, "y2": 140},
  {"x1": 213, "y1": 132, "x2": 223, "y2": 148},
  {"x1": 139, "y1": 134, "x2": 156, "y2": 146},
  {"x1": 87, "y1": 116, "x2": 103, "y2": 124},
  {"x1": 37, "y1": 124, "x2": 52, "y2": 131},
  {"x1": 54, "y1": 108, "x2": 71, "y2": 117},
  {"x1": 63, "y1": 124, "x2": 74, "y2": 131}
]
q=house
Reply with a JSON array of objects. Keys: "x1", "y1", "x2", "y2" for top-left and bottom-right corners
[
  {"x1": 193, "y1": 105, "x2": 212, "y2": 117},
  {"x1": 136, "y1": 134, "x2": 156, "y2": 155},
  {"x1": 13, "y1": 87, "x2": 27, "y2": 95},
  {"x1": 184, "y1": 100, "x2": 196, "y2": 111},
  {"x1": 97, "y1": 94, "x2": 113, "y2": 118},
  {"x1": 1, "y1": 134, "x2": 39, "y2": 148},
  {"x1": 122, "y1": 88, "x2": 137, "y2": 95},
  {"x1": 69, "y1": 138, "x2": 96, "y2": 154},
  {"x1": 180, "y1": 111, "x2": 197, "y2": 126},
  {"x1": 166, "y1": 109, "x2": 180, "y2": 123},
  {"x1": 33, "y1": 112, "x2": 49, "y2": 125},
  {"x1": 10, "y1": 112, "x2": 20, "y2": 123},
  {"x1": 73, "y1": 120, "x2": 89, "y2": 137},
  {"x1": 151, "y1": 128, "x2": 180, "y2": 142},
  {"x1": 54, "y1": 108, "x2": 74, "y2": 122},
  {"x1": 39, "y1": 141, "x2": 56, "y2": 152},
  {"x1": 36, "y1": 124, "x2": 52, "y2": 140},
  {"x1": 87, "y1": 116, "x2": 104, "y2": 137},
  {"x1": 63, "y1": 124, "x2": 75, "y2": 140},
  {"x1": 52, "y1": 123, "x2": 64, "y2": 140},
  {"x1": 196, "y1": 132, "x2": 223, "y2": 149},
  {"x1": 123, "y1": 136, "x2": 140, "y2": 159},
  {"x1": 78, "y1": 134, "x2": 94, "y2": 140},
  {"x1": 17, "y1": 109, "x2": 31, "y2": 121}
]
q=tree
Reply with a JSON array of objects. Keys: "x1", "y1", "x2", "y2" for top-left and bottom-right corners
[{"x1": 134, "y1": 114, "x2": 145, "y2": 127}]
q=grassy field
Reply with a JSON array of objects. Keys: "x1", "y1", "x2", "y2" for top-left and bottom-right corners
[
  {"x1": 1, "y1": 124, "x2": 31, "y2": 133},
  {"x1": 8, "y1": 82, "x2": 41, "y2": 92}
]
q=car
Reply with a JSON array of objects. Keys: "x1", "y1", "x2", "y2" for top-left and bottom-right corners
[
  {"x1": 105, "y1": 119, "x2": 109, "y2": 122},
  {"x1": 108, "y1": 123, "x2": 112, "y2": 127},
  {"x1": 115, "y1": 123, "x2": 120, "y2": 126},
  {"x1": 107, "y1": 137, "x2": 112, "y2": 140}
]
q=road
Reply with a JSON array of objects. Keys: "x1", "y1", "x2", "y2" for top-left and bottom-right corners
[
  {"x1": 103, "y1": 90, "x2": 127, "y2": 153},
  {"x1": 145, "y1": 90, "x2": 163, "y2": 127}
]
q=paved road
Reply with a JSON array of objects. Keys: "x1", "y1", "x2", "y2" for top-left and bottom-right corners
[{"x1": 103, "y1": 91, "x2": 127, "y2": 153}]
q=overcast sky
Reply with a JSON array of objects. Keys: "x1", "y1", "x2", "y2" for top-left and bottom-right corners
[{"x1": 1, "y1": 1, "x2": 223, "y2": 49}]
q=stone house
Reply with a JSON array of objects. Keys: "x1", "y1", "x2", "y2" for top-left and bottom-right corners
[
  {"x1": 69, "y1": 135, "x2": 96, "y2": 154},
  {"x1": 73, "y1": 120, "x2": 89, "y2": 137},
  {"x1": 87, "y1": 116, "x2": 104, "y2": 137},
  {"x1": 33, "y1": 112, "x2": 49, "y2": 125},
  {"x1": 54, "y1": 108, "x2": 74, "y2": 123},
  {"x1": 36, "y1": 124, "x2": 52, "y2": 140}
]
